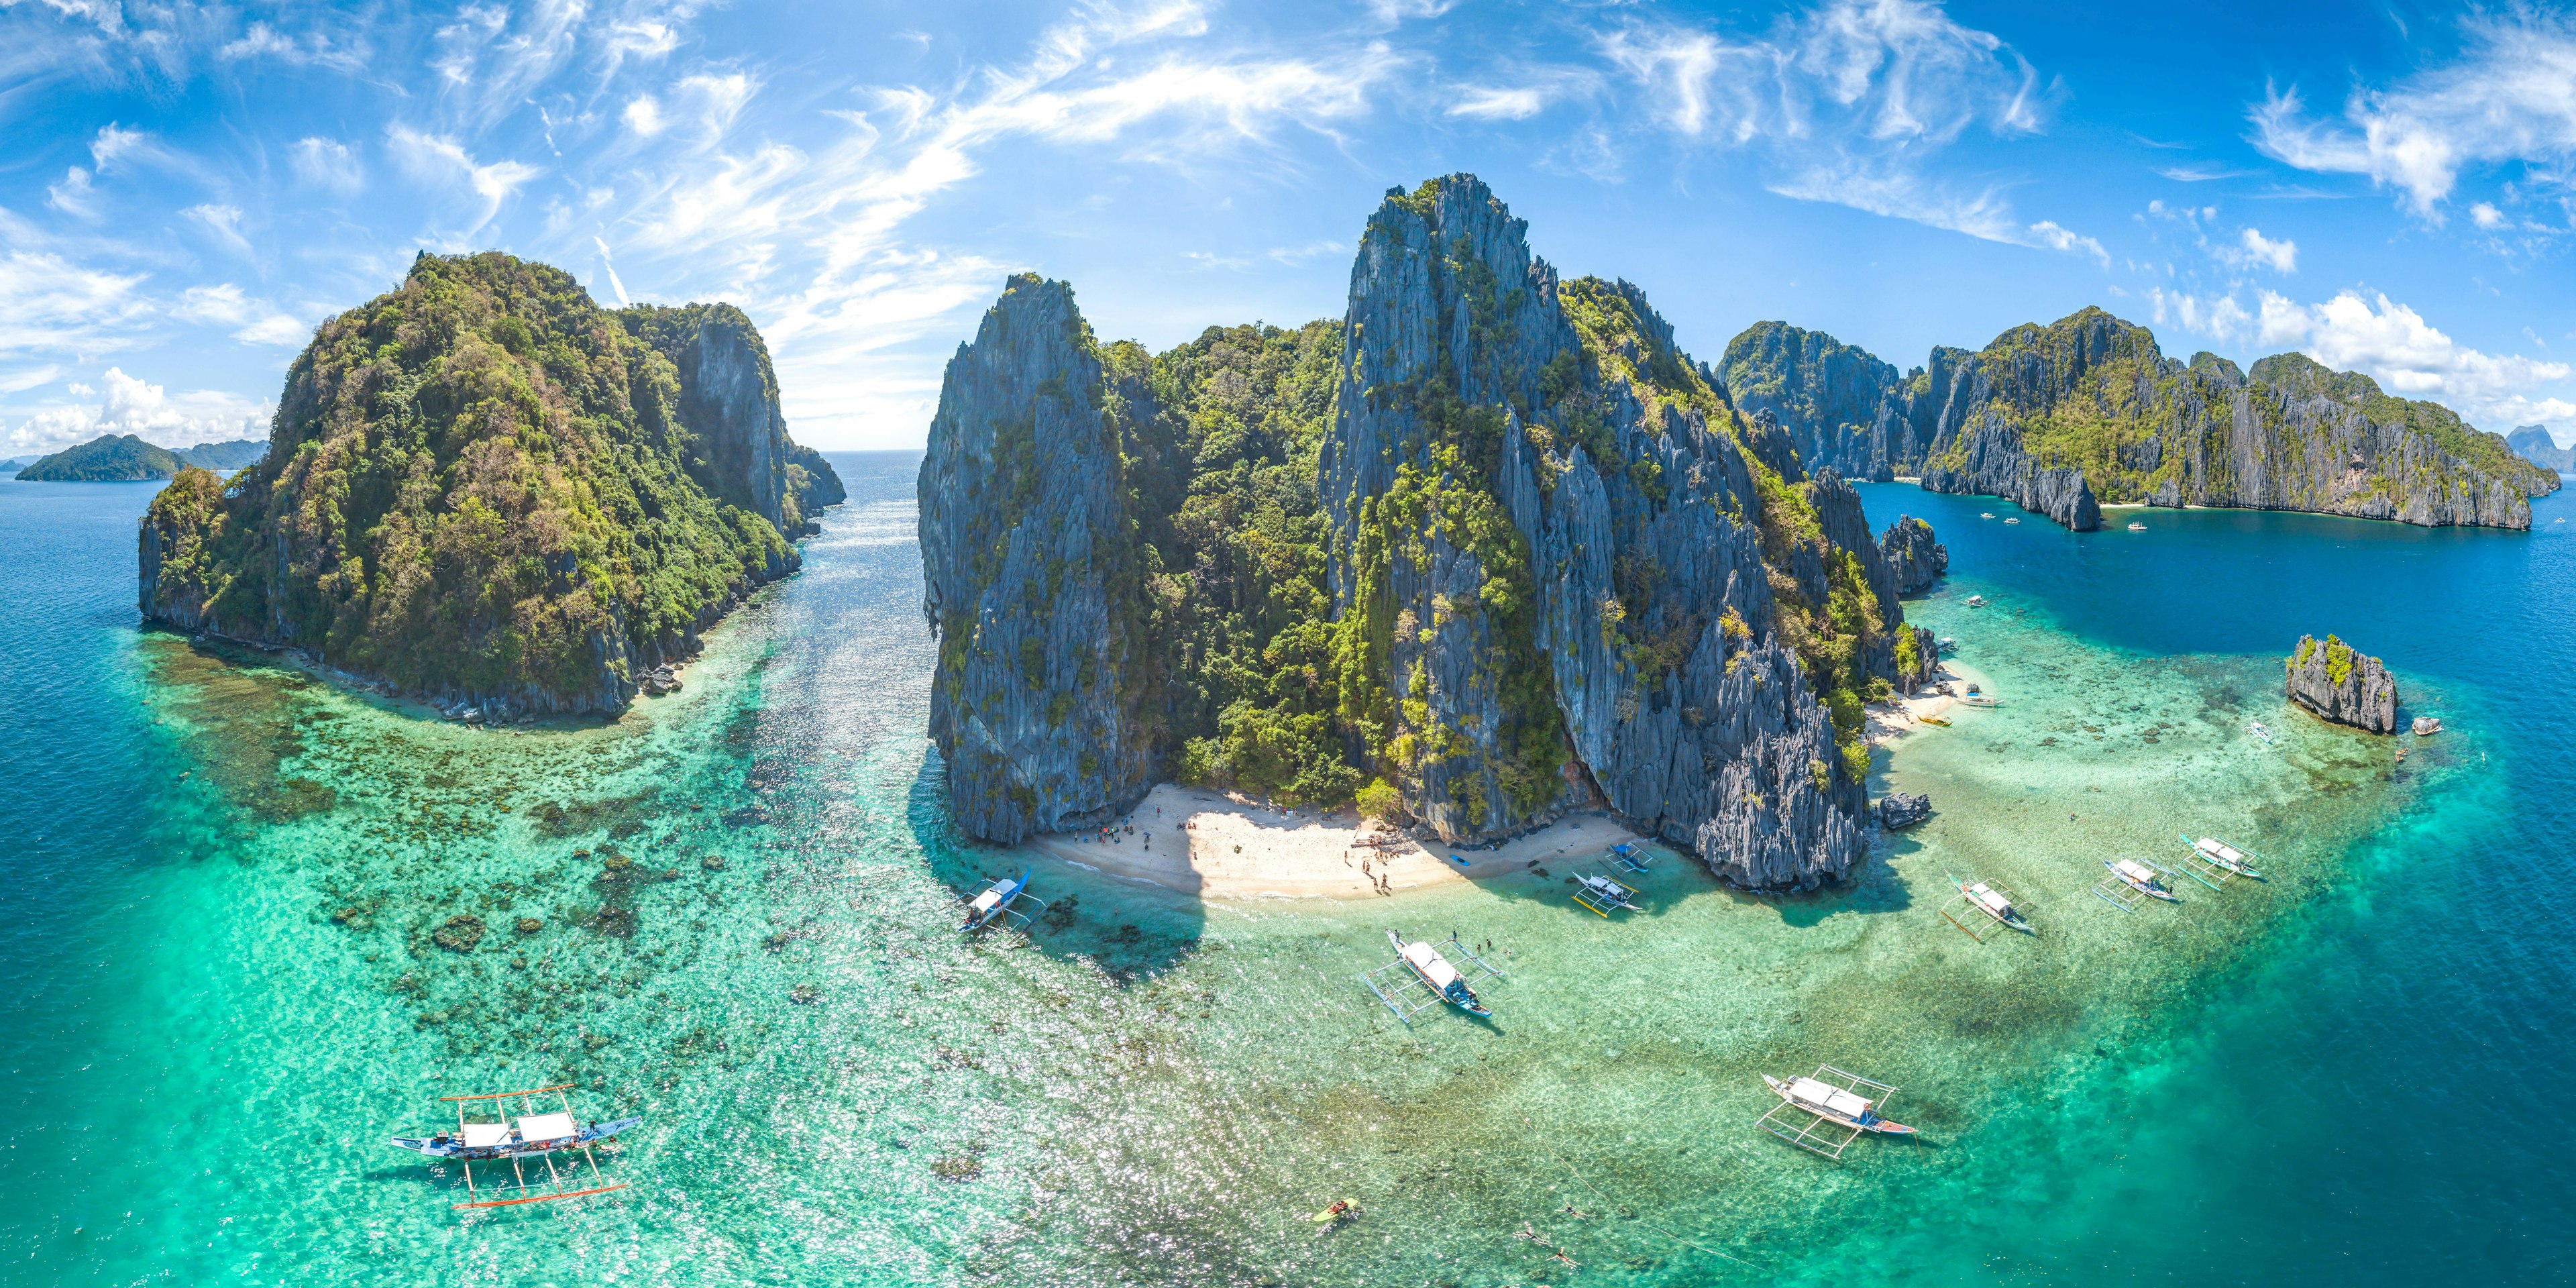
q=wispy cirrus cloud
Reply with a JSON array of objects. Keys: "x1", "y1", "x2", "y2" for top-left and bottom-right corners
[
  {"x1": 1589, "y1": 0, "x2": 2094, "y2": 263},
  {"x1": 2250, "y1": 13, "x2": 2576, "y2": 221}
]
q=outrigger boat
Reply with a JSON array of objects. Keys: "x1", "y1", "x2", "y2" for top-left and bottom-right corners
[
  {"x1": 1757, "y1": 1066, "x2": 1915, "y2": 1159},
  {"x1": 390, "y1": 1084, "x2": 639, "y2": 1210},
  {"x1": 958, "y1": 871, "x2": 1046, "y2": 934},
  {"x1": 1360, "y1": 930, "x2": 1503, "y2": 1023},
  {"x1": 1940, "y1": 875, "x2": 2036, "y2": 940},
  {"x1": 2094, "y1": 857, "x2": 2180, "y2": 912},
  {"x1": 1602, "y1": 841, "x2": 1653, "y2": 874},
  {"x1": 1957, "y1": 694, "x2": 2001, "y2": 708},
  {"x1": 2127, "y1": 521, "x2": 2147, "y2": 531},
  {"x1": 1966, "y1": 594, "x2": 1989, "y2": 607},
  {"x1": 1570, "y1": 871, "x2": 1640, "y2": 917},
  {"x1": 1919, "y1": 715, "x2": 1951, "y2": 727},
  {"x1": 2178, "y1": 833, "x2": 2266, "y2": 888},
  {"x1": 2249, "y1": 719, "x2": 2275, "y2": 745}
]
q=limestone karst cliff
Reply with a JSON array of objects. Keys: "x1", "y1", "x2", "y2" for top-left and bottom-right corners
[
  {"x1": 922, "y1": 176, "x2": 1933, "y2": 890},
  {"x1": 1720, "y1": 311, "x2": 2551, "y2": 531},
  {"x1": 2284, "y1": 633, "x2": 2399, "y2": 733},
  {"x1": 138, "y1": 252, "x2": 839, "y2": 716},
  {"x1": 1880, "y1": 517, "x2": 1946, "y2": 595},
  {"x1": 916, "y1": 276, "x2": 1163, "y2": 843}
]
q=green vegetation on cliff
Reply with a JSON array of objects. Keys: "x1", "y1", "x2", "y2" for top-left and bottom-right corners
[{"x1": 138, "y1": 251, "x2": 828, "y2": 712}]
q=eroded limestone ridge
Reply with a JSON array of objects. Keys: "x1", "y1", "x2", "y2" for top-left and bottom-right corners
[
  {"x1": 138, "y1": 251, "x2": 842, "y2": 717},
  {"x1": 2284, "y1": 633, "x2": 2399, "y2": 733},
  {"x1": 1723, "y1": 311, "x2": 2555, "y2": 531},
  {"x1": 920, "y1": 176, "x2": 1936, "y2": 891}
]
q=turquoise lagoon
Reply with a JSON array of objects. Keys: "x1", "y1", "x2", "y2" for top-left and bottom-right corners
[{"x1": 0, "y1": 455, "x2": 2568, "y2": 1285}]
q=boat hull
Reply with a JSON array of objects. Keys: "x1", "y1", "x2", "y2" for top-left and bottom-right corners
[
  {"x1": 390, "y1": 1115, "x2": 642, "y2": 1160},
  {"x1": 1762, "y1": 1076, "x2": 1914, "y2": 1134}
]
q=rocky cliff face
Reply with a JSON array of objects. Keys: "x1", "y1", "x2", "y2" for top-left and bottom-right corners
[
  {"x1": 1880, "y1": 517, "x2": 1946, "y2": 594},
  {"x1": 919, "y1": 177, "x2": 1925, "y2": 891},
  {"x1": 918, "y1": 275, "x2": 1159, "y2": 843},
  {"x1": 619, "y1": 303, "x2": 845, "y2": 535},
  {"x1": 2284, "y1": 633, "x2": 2398, "y2": 733},
  {"x1": 136, "y1": 252, "x2": 835, "y2": 717},
  {"x1": 1716, "y1": 308, "x2": 2549, "y2": 531}
]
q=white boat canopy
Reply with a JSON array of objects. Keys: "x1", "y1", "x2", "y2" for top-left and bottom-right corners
[
  {"x1": 1399, "y1": 941, "x2": 1460, "y2": 988},
  {"x1": 517, "y1": 1112, "x2": 578, "y2": 1144},
  {"x1": 968, "y1": 888, "x2": 1004, "y2": 914},
  {"x1": 2196, "y1": 839, "x2": 2247, "y2": 864},
  {"x1": 1790, "y1": 1077, "x2": 1872, "y2": 1119},
  {"x1": 460, "y1": 1122, "x2": 513, "y2": 1148},
  {"x1": 2114, "y1": 859, "x2": 2157, "y2": 882},
  {"x1": 1972, "y1": 885, "x2": 2014, "y2": 914}
]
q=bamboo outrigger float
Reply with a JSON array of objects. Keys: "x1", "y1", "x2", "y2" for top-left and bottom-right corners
[
  {"x1": 1360, "y1": 930, "x2": 1503, "y2": 1023},
  {"x1": 1756, "y1": 1066, "x2": 1915, "y2": 1160},
  {"x1": 2177, "y1": 833, "x2": 2266, "y2": 889},
  {"x1": 390, "y1": 1084, "x2": 639, "y2": 1210},
  {"x1": 1940, "y1": 875, "x2": 2036, "y2": 941}
]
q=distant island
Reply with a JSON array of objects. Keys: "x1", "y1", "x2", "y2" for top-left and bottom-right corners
[
  {"x1": 2509, "y1": 425, "x2": 2575, "y2": 472},
  {"x1": 1723, "y1": 315, "x2": 2555, "y2": 531},
  {"x1": 15, "y1": 435, "x2": 269, "y2": 481},
  {"x1": 0, "y1": 459, "x2": 21, "y2": 472},
  {"x1": 920, "y1": 176, "x2": 1940, "y2": 891},
  {"x1": 137, "y1": 251, "x2": 843, "y2": 718}
]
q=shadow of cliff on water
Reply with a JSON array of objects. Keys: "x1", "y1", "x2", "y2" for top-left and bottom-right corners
[{"x1": 902, "y1": 753, "x2": 1208, "y2": 983}]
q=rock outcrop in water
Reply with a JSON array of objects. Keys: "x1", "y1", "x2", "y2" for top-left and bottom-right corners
[
  {"x1": 922, "y1": 177, "x2": 1925, "y2": 890},
  {"x1": 2284, "y1": 633, "x2": 2399, "y2": 733},
  {"x1": 1719, "y1": 311, "x2": 2550, "y2": 531},
  {"x1": 1879, "y1": 516, "x2": 1947, "y2": 594},
  {"x1": 137, "y1": 252, "x2": 839, "y2": 717}
]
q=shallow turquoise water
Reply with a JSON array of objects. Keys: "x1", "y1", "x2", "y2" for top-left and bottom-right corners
[{"x1": 0, "y1": 462, "x2": 2567, "y2": 1285}]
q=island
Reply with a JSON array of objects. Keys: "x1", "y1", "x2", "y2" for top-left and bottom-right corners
[
  {"x1": 2284, "y1": 633, "x2": 2399, "y2": 733},
  {"x1": 15, "y1": 434, "x2": 268, "y2": 481},
  {"x1": 1722, "y1": 315, "x2": 2555, "y2": 530},
  {"x1": 2509, "y1": 425, "x2": 2575, "y2": 472},
  {"x1": 920, "y1": 176, "x2": 1941, "y2": 892},
  {"x1": 136, "y1": 251, "x2": 843, "y2": 718}
]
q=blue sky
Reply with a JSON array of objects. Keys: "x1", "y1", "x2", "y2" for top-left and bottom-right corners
[{"x1": 8, "y1": 0, "x2": 2576, "y2": 455}]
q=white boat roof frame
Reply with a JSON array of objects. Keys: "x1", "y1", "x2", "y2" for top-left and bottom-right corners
[
  {"x1": 1756, "y1": 1065, "x2": 1903, "y2": 1161},
  {"x1": 1939, "y1": 875, "x2": 2036, "y2": 943}
]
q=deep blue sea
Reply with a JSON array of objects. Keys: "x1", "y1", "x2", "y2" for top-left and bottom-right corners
[{"x1": 0, "y1": 456, "x2": 2567, "y2": 1285}]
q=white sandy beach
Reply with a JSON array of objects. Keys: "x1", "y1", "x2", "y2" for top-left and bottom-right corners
[
  {"x1": 1019, "y1": 783, "x2": 1656, "y2": 902},
  {"x1": 1016, "y1": 655, "x2": 1992, "y2": 902}
]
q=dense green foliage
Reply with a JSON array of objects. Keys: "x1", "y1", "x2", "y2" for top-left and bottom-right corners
[
  {"x1": 1110, "y1": 320, "x2": 1361, "y2": 806},
  {"x1": 18, "y1": 433, "x2": 266, "y2": 481},
  {"x1": 140, "y1": 252, "x2": 808, "y2": 705}
]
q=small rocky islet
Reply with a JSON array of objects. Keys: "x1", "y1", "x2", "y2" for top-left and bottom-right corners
[{"x1": 2284, "y1": 632, "x2": 2401, "y2": 733}]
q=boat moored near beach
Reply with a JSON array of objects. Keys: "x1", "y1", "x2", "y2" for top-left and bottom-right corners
[
  {"x1": 1757, "y1": 1066, "x2": 1915, "y2": 1159},
  {"x1": 1360, "y1": 930, "x2": 1504, "y2": 1023},
  {"x1": 958, "y1": 871, "x2": 1047, "y2": 934},
  {"x1": 2178, "y1": 833, "x2": 2266, "y2": 889}
]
